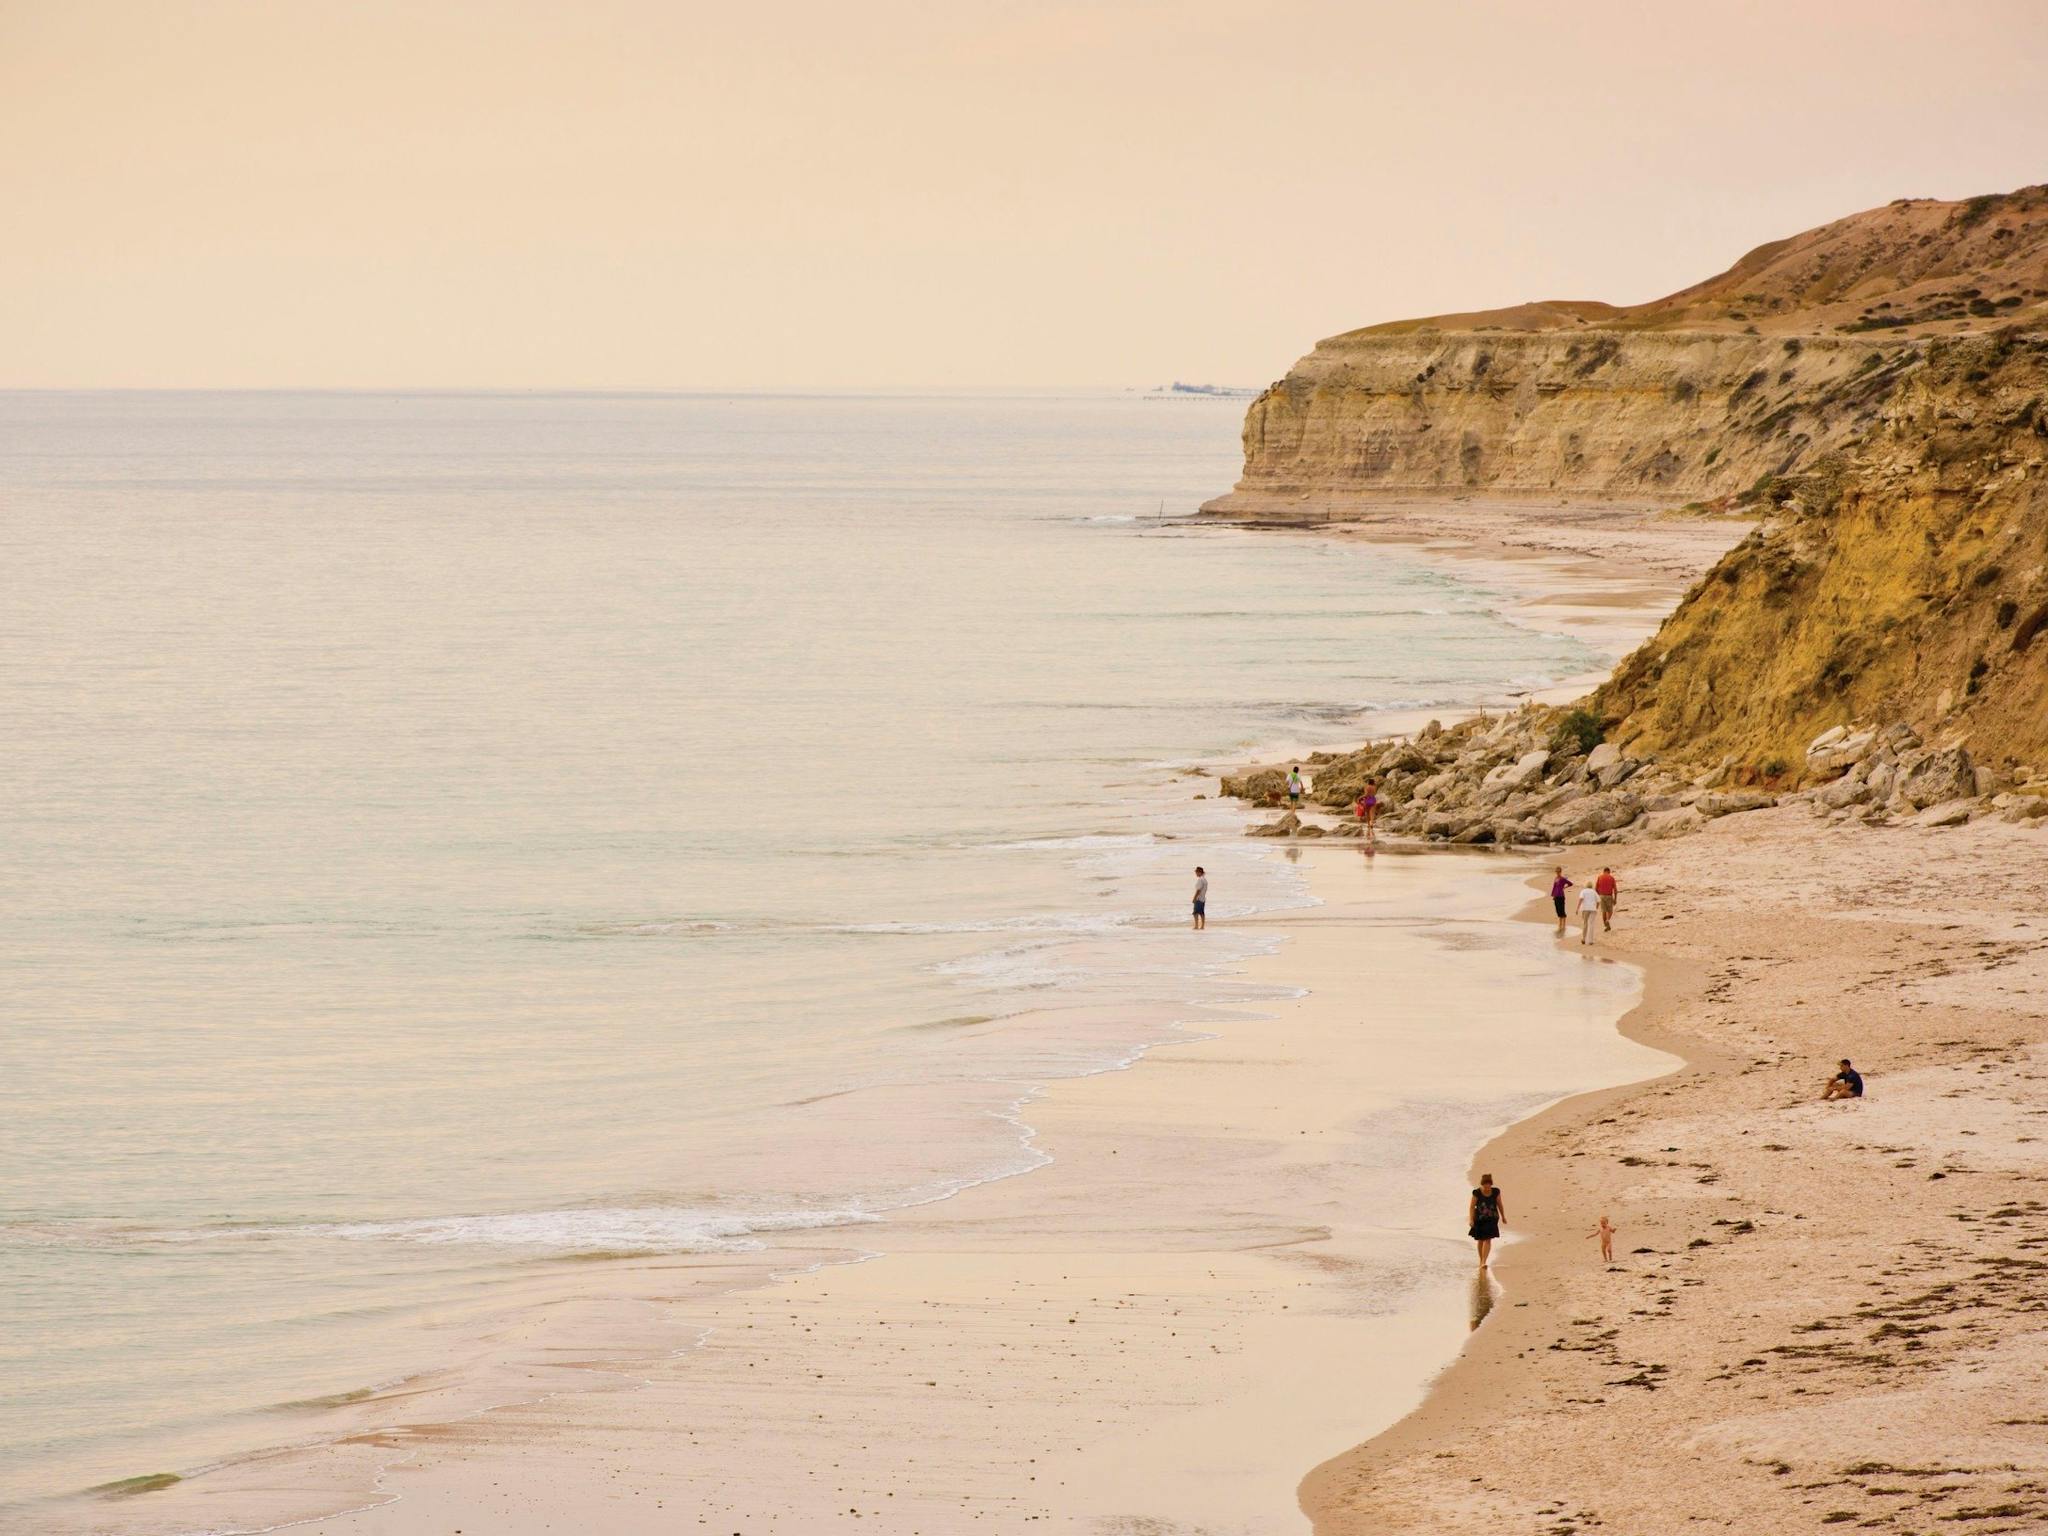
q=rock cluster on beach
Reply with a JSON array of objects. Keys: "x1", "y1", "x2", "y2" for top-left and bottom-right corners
[{"x1": 1226, "y1": 704, "x2": 2048, "y2": 845}]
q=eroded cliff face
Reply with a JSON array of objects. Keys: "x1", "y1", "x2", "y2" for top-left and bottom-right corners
[
  {"x1": 1201, "y1": 330, "x2": 1911, "y2": 511},
  {"x1": 1202, "y1": 186, "x2": 2048, "y2": 515},
  {"x1": 1597, "y1": 331, "x2": 2048, "y2": 769}
]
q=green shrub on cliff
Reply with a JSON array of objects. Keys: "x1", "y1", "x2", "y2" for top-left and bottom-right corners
[{"x1": 1550, "y1": 708, "x2": 1605, "y2": 757}]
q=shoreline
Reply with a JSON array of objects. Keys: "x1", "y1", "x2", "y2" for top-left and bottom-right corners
[
  {"x1": 168, "y1": 853, "x2": 1669, "y2": 1536},
  {"x1": 23, "y1": 501, "x2": 1739, "y2": 1536},
  {"x1": 1298, "y1": 870, "x2": 1714, "y2": 1525}
]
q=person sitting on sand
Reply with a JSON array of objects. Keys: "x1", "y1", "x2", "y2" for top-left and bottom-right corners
[
  {"x1": 1588, "y1": 1214, "x2": 1616, "y2": 1264},
  {"x1": 1286, "y1": 767, "x2": 1304, "y2": 807},
  {"x1": 1468, "y1": 1174, "x2": 1505, "y2": 1268},
  {"x1": 1192, "y1": 866, "x2": 1208, "y2": 931},
  {"x1": 1576, "y1": 882, "x2": 1601, "y2": 945},
  {"x1": 1822, "y1": 1058, "x2": 1863, "y2": 1100},
  {"x1": 1595, "y1": 866, "x2": 1619, "y2": 931},
  {"x1": 1550, "y1": 866, "x2": 1574, "y2": 934}
]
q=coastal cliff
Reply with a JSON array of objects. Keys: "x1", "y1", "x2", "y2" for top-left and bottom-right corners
[
  {"x1": 1203, "y1": 186, "x2": 2048, "y2": 513},
  {"x1": 1204, "y1": 330, "x2": 1908, "y2": 507},
  {"x1": 1212, "y1": 185, "x2": 2048, "y2": 787},
  {"x1": 1599, "y1": 329, "x2": 2048, "y2": 767}
]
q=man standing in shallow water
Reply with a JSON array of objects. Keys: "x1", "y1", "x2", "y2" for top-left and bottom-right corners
[{"x1": 1192, "y1": 866, "x2": 1208, "y2": 930}]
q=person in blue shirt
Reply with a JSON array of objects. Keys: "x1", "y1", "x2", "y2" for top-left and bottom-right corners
[{"x1": 1822, "y1": 1058, "x2": 1864, "y2": 1100}]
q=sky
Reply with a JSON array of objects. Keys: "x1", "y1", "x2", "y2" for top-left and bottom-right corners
[{"x1": 4, "y1": 0, "x2": 2047, "y2": 390}]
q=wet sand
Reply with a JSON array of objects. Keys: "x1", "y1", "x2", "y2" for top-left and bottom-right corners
[{"x1": 49, "y1": 853, "x2": 1666, "y2": 1536}]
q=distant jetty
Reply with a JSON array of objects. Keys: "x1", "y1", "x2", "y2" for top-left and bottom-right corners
[{"x1": 1147, "y1": 381, "x2": 1258, "y2": 398}]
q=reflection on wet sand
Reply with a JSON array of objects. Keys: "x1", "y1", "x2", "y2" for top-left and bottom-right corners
[{"x1": 1470, "y1": 1268, "x2": 1499, "y2": 1332}]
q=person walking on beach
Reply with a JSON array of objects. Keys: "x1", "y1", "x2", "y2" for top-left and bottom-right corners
[
  {"x1": 1595, "y1": 866, "x2": 1620, "y2": 931},
  {"x1": 1468, "y1": 1174, "x2": 1505, "y2": 1268},
  {"x1": 1192, "y1": 866, "x2": 1208, "y2": 931},
  {"x1": 1286, "y1": 767, "x2": 1305, "y2": 807},
  {"x1": 1549, "y1": 866, "x2": 1574, "y2": 935},
  {"x1": 1358, "y1": 779, "x2": 1380, "y2": 837},
  {"x1": 1822, "y1": 1058, "x2": 1863, "y2": 1100},
  {"x1": 1576, "y1": 882, "x2": 1601, "y2": 945},
  {"x1": 1588, "y1": 1214, "x2": 1616, "y2": 1264}
]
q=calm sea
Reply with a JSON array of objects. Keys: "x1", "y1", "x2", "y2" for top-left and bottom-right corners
[{"x1": 0, "y1": 390, "x2": 1601, "y2": 1507}]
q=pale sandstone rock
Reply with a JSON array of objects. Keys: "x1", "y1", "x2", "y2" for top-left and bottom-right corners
[
  {"x1": 1483, "y1": 747, "x2": 1550, "y2": 792},
  {"x1": 1695, "y1": 790, "x2": 1777, "y2": 819},
  {"x1": 1539, "y1": 791, "x2": 1643, "y2": 842},
  {"x1": 1912, "y1": 799, "x2": 1977, "y2": 828},
  {"x1": 1895, "y1": 747, "x2": 1976, "y2": 810},
  {"x1": 1246, "y1": 811, "x2": 1301, "y2": 838},
  {"x1": 1635, "y1": 807, "x2": 1708, "y2": 840}
]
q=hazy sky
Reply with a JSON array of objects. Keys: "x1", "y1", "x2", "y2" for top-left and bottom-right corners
[{"x1": 5, "y1": 0, "x2": 2046, "y2": 389}]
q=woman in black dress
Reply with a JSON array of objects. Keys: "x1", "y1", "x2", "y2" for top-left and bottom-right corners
[{"x1": 1468, "y1": 1173, "x2": 1505, "y2": 1269}]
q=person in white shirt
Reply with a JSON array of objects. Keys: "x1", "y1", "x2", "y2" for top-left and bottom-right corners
[
  {"x1": 1192, "y1": 866, "x2": 1209, "y2": 930},
  {"x1": 1577, "y1": 883, "x2": 1602, "y2": 945}
]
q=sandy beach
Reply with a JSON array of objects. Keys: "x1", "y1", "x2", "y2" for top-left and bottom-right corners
[{"x1": 1305, "y1": 809, "x2": 2048, "y2": 1533}]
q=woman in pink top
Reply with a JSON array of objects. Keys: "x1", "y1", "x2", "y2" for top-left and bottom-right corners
[
  {"x1": 1549, "y1": 867, "x2": 1573, "y2": 934},
  {"x1": 1355, "y1": 779, "x2": 1380, "y2": 837}
]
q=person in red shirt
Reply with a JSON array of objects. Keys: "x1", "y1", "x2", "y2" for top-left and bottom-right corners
[{"x1": 1594, "y1": 867, "x2": 1619, "y2": 931}]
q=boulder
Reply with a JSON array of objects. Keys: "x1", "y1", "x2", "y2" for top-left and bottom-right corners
[
  {"x1": 1247, "y1": 811, "x2": 1301, "y2": 838},
  {"x1": 1594, "y1": 756, "x2": 1642, "y2": 790},
  {"x1": 1635, "y1": 807, "x2": 1707, "y2": 840},
  {"x1": 1480, "y1": 748, "x2": 1550, "y2": 799},
  {"x1": 1912, "y1": 799, "x2": 1976, "y2": 829},
  {"x1": 1538, "y1": 791, "x2": 1643, "y2": 842},
  {"x1": 2001, "y1": 796, "x2": 2048, "y2": 822},
  {"x1": 1807, "y1": 728, "x2": 1878, "y2": 776},
  {"x1": 1222, "y1": 767, "x2": 1288, "y2": 801},
  {"x1": 1409, "y1": 771, "x2": 1455, "y2": 805},
  {"x1": 1294, "y1": 823, "x2": 1327, "y2": 839},
  {"x1": 1585, "y1": 741, "x2": 1623, "y2": 775},
  {"x1": 1331, "y1": 820, "x2": 1364, "y2": 837},
  {"x1": 1695, "y1": 790, "x2": 1776, "y2": 819},
  {"x1": 1814, "y1": 774, "x2": 1874, "y2": 812},
  {"x1": 1895, "y1": 747, "x2": 1975, "y2": 810},
  {"x1": 1806, "y1": 725, "x2": 1847, "y2": 753}
]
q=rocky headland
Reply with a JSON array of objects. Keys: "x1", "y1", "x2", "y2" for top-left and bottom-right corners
[{"x1": 1214, "y1": 186, "x2": 2048, "y2": 838}]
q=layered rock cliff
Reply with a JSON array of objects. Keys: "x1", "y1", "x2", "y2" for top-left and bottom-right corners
[
  {"x1": 1204, "y1": 330, "x2": 1911, "y2": 507},
  {"x1": 1207, "y1": 186, "x2": 2048, "y2": 784},
  {"x1": 1203, "y1": 186, "x2": 2048, "y2": 513},
  {"x1": 1599, "y1": 329, "x2": 2048, "y2": 768}
]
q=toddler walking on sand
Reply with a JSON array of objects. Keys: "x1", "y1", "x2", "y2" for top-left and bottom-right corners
[{"x1": 1588, "y1": 1214, "x2": 1616, "y2": 1264}]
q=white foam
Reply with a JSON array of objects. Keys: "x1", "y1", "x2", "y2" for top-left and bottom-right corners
[{"x1": 305, "y1": 1205, "x2": 879, "y2": 1255}]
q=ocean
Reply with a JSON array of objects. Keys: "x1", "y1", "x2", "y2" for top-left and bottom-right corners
[{"x1": 0, "y1": 389, "x2": 1607, "y2": 1511}]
